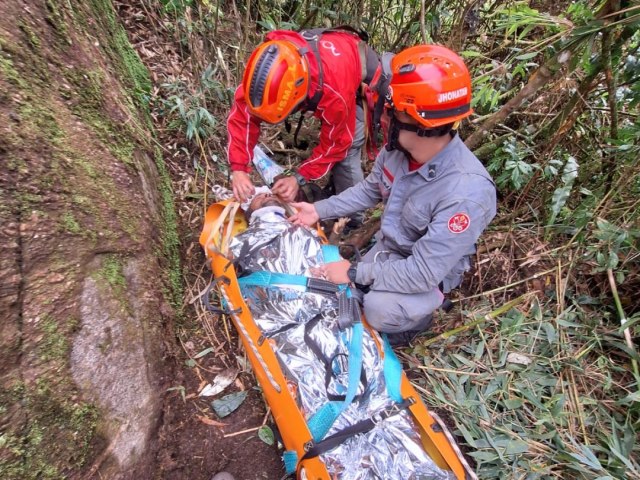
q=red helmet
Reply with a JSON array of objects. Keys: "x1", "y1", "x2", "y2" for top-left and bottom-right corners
[
  {"x1": 386, "y1": 45, "x2": 472, "y2": 128},
  {"x1": 242, "y1": 40, "x2": 310, "y2": 124}
]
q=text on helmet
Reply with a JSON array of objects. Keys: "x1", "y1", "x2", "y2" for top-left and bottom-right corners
[
  {"x1": 277, "y1": 80, "x2": 295, "y2": 112},
  {"x1": 438, "y1": 87, "x2": 468, "y2": 104}
]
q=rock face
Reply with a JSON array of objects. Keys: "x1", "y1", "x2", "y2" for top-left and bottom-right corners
[{"x1": 0, "y1": 1, "x2": 178, "y2": 478}]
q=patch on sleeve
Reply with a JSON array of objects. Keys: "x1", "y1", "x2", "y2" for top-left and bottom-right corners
[{"x1": 448, "y1": 212, "x2": 470, "y2": 234}]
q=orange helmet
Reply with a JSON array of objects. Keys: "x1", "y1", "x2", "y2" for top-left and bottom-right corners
[
  {"x1": 242, "y1": 40, "x2": 310, "y2": 124},
  {"x1": 386, "y1": 45, "x2": 472, "y2": 128}
]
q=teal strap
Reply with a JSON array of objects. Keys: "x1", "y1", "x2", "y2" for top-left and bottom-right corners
[
  {"x1": 283, "y1": 449, "x2": 298, "y2": 474},
  {"x1": 344, "y1": 322, "x2": 364, "y2": 406},
  {"x1": 382, "y1": 334, "x2": 404, "y2": 403},
  {"x1": 306, "y1": 321, "x2": 364, "y2": 441},
  {"x1": 239, "y1": 271, "x2": 342, "y2": 298},
  {"x1": 238, "y1": 271, "x2": 308, "y2": 289},
  {"x1": 321, "y1": 244, "x2": 342, "y2": 263},
  {"x1": 307, "y1": 402, "x2": 341, "y2": 442}
]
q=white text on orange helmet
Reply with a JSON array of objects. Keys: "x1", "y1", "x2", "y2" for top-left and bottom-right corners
[{"x1": 438, "y1": 87, "x2": 468, "y2": 103}]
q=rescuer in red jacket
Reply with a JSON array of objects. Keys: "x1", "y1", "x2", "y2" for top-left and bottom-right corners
[{"x1": 227, "y1": 29, "x2": 380, "y2": 226}]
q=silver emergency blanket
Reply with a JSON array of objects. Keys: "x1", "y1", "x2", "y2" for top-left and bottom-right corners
[{"x1": 230, "y1": 208, "x2": 455, "y2": 480}]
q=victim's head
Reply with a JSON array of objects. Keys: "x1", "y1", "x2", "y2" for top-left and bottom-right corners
[{"x1": 247, "y1": 192, "x2": 285, "y2": 218}]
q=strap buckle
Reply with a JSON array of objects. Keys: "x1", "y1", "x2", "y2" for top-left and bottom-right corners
[{"x1": 301, "y1": 30, "x2": 319, "y2": 41}]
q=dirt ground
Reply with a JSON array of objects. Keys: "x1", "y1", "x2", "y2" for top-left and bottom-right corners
[{"x1": 154, "y1": 240, "x2": 284, "y2": 480}]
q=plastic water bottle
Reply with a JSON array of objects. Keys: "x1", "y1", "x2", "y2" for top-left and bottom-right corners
[{"x1": 252, "y1": 145, "x2": 284, "y2": 187}]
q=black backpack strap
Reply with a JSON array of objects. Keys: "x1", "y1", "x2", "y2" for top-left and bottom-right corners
[
  {"x1": 328, "y1": 24, "x2": 369, "y2": 42},
  {"x1": 300, "y1": 28, "x2": 325, "y2": 111},
  {"x1": 372, "y1": 51, "x2": 395, "y2": 136}
]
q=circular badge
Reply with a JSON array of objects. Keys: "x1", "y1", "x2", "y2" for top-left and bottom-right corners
[{"x1": 448, "y1": 213, "x2": 470, "y2": 234}]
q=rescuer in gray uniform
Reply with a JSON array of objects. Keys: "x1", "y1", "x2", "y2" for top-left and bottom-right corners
[{"x1": 290, "y1": 44, "x2": 497, "y2": 344}]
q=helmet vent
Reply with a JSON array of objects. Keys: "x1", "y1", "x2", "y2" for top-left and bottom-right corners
[
  {"x1": 249, "y1": 45, "x2": 278, "y2": 108},
  {"x1": 399, "y1": 64, "x2": 416, "y2": 74}
]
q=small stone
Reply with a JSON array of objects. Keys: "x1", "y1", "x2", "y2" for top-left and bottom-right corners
[
  {"x1": 506, "y1": 352, "x2": 532, "y2": 366},
  {"x1": 211, "y1": 472, "x2": 235, "y2": 480}
]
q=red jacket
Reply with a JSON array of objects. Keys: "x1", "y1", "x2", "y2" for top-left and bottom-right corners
[{"x1": 227, "y1": 30, "x2": 364, "y2": 181}]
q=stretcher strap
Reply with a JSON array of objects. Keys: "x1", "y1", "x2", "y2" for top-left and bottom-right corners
[
  {"x1": 300, "y1": 398, "x2": 414, "y2": 464},
  {"x1": 233, "y1": 236, "x2": 279, "y2": 275},
  {"x1": 201, "y1": 277, "x2": 243, "y2": 315},
  {"x1": 303, "y1": 316, "x2": 366, "y2": 402},
  {"x1": 238, "y1": 271, "x2": 340, "y2": 296},
  {"x1": 306, "y1": 321, "x2": 364, "y2": 442},
  {"x1": 321, "y1": 244, "x2": 341, "y2": 263},
  {"x1": 381, "y1": 334, "x2": 404, "y2": 403},
  {"x1": 285, "y1": 321, "x2": 366, "y2": 475},
  {"x1": 204, "y1": 201, "x2": 241, "y2": 257}
]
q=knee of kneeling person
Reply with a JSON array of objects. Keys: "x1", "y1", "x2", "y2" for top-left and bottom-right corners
[
  {"x1": 362, "y1": 292, "x2": 398, "y2": 333},
  {"x1": 363, "y1": 290, "x2": 438, "y2": 333},
  {"x1": 363, "y1": 292, "x2": 408, "y2": 333}
]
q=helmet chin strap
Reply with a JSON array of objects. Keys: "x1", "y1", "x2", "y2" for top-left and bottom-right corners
[
  {"x1": 385, "y1": 114, "x2": 411, "y2": 156},
  {"x1": 385, "y1": 110, "x2": 446, "y2": 155}
]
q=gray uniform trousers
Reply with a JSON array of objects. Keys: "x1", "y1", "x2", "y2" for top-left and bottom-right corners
[
  {"x1": 329, "y1": 105, "x2": 365, "y2": 224},
  {"x1": 360, "y1": 239, "x2": 444, "y2": 333}
]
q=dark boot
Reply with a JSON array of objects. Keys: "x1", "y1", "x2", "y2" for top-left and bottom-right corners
[{"x1": 385, "y1": 314, "x2": 433, "y2": 347}]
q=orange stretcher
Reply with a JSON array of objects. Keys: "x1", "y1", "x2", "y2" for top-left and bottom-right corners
[{"x1": 199, "y1": 200, "x2": 476, "y2": 480}]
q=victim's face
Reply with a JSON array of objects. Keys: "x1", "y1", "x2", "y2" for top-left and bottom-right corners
[{"x1": 249, "y1": 193, "x2": 283, "y2": 211}]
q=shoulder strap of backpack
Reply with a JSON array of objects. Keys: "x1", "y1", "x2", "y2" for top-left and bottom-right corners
[
  {"x1": 299, "y1": 28, "x2": 326, "y2": 111},
  {"x1": 298, "y1": 25, "x2": 370, "y2": 111}
]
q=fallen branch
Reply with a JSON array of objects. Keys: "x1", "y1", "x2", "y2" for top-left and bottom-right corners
[
  {"x1": 456, "y1": 266, "x2": 561, "y2": 301},
  {"x1": 223, "y1": 425, "x2": 262, "y2": 438}
]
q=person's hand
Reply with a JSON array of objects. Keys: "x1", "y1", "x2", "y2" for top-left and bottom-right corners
[
  {"x1": 232, "y1": 171, "x2": 255, "y2": 203},
  {"x1": 289, "y1": 202, "x2": 319, "y2": 226},
  {"x1": 318, "y1": 260, "x2": 351, "y2": 284},
  {"x1": 272, "y1": 176, "x2": 299, "y2": 203}
]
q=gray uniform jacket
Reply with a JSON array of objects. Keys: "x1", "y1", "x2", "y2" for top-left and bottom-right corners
[{"x1": 315, "y1": 134, "x2": 496, "y2": 295}]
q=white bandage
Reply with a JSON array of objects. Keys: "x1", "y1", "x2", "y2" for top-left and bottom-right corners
[{"x1": 241, "y1": 185, "x2": 272, "y2": 211}]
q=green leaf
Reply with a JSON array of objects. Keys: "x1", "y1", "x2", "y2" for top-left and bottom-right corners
[
  {"x1": 561, "y1": 156, "x2": 579, "y2": 184},
  {"x1": 258, "y1": 425, "x2": 275, "y2": 446},
  {"x1": 211, "y1": 391, "x2": 248, "y2": 418},
  {"x1": 616, "y1": 391, "x2": 640, "y2": 406},
  {"x1": 515, "y1": 52, "x2": 539, "y2": 60},
  {"x1": 568, "y1": 444, "x2": 603, "y2": 471},
  {"x1": 504, "y1": 439, "x2": 529, "y2": 455},
  {"x1": 542, "y1": 322, "x2": 557, "y2": 344},
  {"x1": 468, "y1": 450, "x2": 500, "y2": 462},
  {"x1": 503, "y1": 398, "x2": 524, "y2": 409},
  {"x1": 194, "y1": 347, "x2": 215, "y2": 359}
]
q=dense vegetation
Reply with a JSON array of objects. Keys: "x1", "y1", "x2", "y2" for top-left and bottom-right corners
[{"x1": 133, "y1": 0, "x2": 639, "y2": 478}]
